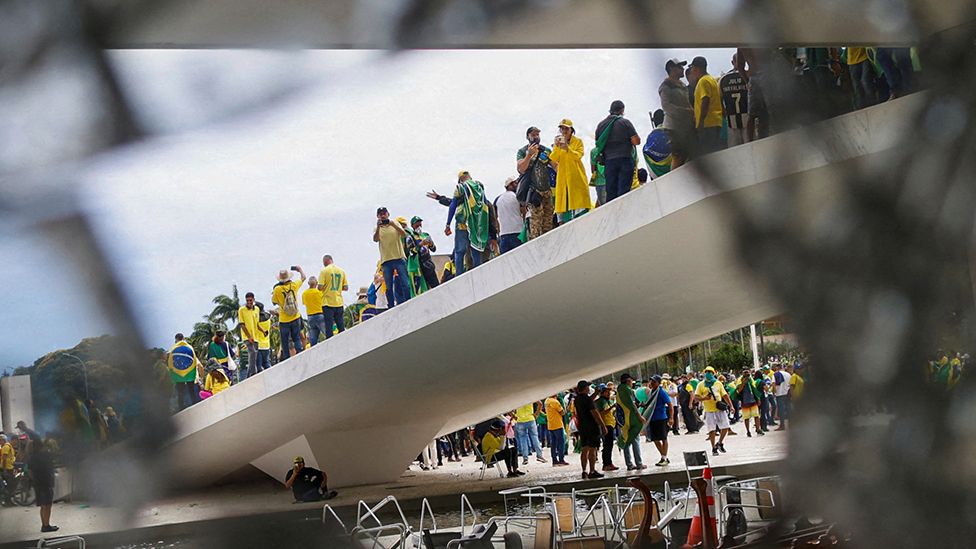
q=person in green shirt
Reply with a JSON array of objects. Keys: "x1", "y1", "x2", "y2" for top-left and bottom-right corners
[{"x1": 406, "y1": 216, "x2": 438, "y2": 295}]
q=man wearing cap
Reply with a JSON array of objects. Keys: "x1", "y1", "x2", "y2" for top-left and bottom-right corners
[
  {"x1": 373, "y1": 207, "x2": 411, "y2": 307},
  {"x1": 482, "y1": 420, "x2": 525, "y2": 477},
  {"x1": 408, "y1": 217, "x2": 440, "y2": 292},
  {"x1": 659, "y1": 58, "x2": 697, "y2": 170},
  {"x1": 284, "y1": 456, "x2": 337, "y2": 502},
  {"x1": 695, "y1": 366, "x2": 734, "y2": 456},
  {"x1": 595, "y1": 384, "x2": 619, "y2": 471},
  {"x1": 615, "y1": 373, "x2": 647, "y2": 471},
  {"x1": 273, "y1": 265, "x2": 307, "y2": 358},
  {"x1": 238, "y1": 292, "x2": 260, "y2": 380},
  {"x1": 687, "y1": 56, "x2": 725, "y2": 155},
  {"x1": 317, "y1": 255, "x2": 348, "y2": 338},
  {"x1": 444, "y1": 172, "x2": 491, "y2": 275},
  {"x1": 516, "y1": 126, "x2": 556, "y2": 239},
  {"x1": 494, "y1": 177, "x2": 524, "y2": 254},
  {"x1": 594, "y1": 100, "x2": 641, "y2": 203}
]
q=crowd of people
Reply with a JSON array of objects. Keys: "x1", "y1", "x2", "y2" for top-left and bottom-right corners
[
  {"x1": 411, "y1": 356, "x2": 808, "y2": 481},
  {"x1": 165, "y1": 46, "x2": 923, "y2": 411}
]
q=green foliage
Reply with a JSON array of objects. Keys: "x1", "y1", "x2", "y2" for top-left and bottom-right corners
[
  {"x1": 764, "y1": 340, "x2": 799, "y2": 359},
  {"x1": 708, "y1": 343, "x2": 753, "y2": 373},
  {"x1": 20, "y1": 335, "x2": 168, "y2": 428}
]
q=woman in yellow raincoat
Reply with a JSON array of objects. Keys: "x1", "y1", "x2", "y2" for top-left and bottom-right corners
[{"x1": 549, "y1": 119, "x2": 593, "y2": 222}]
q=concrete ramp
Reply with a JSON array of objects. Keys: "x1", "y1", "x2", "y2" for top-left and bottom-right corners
[{"x1": 168, "y1": 95, "x2": 920, "y2": 488}]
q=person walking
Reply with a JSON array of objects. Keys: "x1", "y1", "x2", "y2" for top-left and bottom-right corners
[
  {"x1": 594, "y1": 101, "x2": 641, "y2": 203},
  {"x1": 318, "y1": 255, "x2": 348, "y2": 338},
  {"x1": 695, "y1": 366, "x2": 734, "y2": 456},
  {"x1": 374, "y1": 207, "x2": 411, "y2": 306}
]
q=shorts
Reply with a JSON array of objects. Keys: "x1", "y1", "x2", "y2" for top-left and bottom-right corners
[
  {"x1": 648, "y1": 419, "x2": 669, "y2": 441},
  {"x1": 704, "y1": 411, "x2": 731, "y2": 432},
  {"x1": 579, "y1": 429, "x2": 602, "y2": 449},
  {"x1": 741, "y1": 404, "x2": 760, "y2": 420},
  {"x1": 35, "y1": 484, "x2": 54, "y2": 507}
]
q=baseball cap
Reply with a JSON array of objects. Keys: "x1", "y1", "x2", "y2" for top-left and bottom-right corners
[
  {"x1": 396, "y1": 216, "x2": 408, "y2": 226},
  {"x1": 690, "y1": 56, "x2": 708, "y2": 69},
  {"x1": 376, "y1": 206, "x2": 388, "y2": 214},
  {"x1": 504, "y1": 176, "x2": 517, "y2": 188},
  {"x1": 293, "y1": 456, "x2": 305, "y2": 464},
  {"x1": 704, "y1": 366, "x2": 716, "y2": 373},
  {"x1": 458, "y1": 170, "x2": 470, "y2": 181},
  {"x1": 661, "y1": 373, "x2": 671, "y2": 380},
  {"x1": 665, "y1": 58, "x2": 687, "y2": 73},
  {"x1": 558, "y1": 118, "x2": 574, "y2": 128},
  {"x1": 597, "y1": 383, "x2": 608, "y2": 391},
  {"x1": 490, "y1": 419, "x2": 505, "y2": 430},
  {"x1": 410, "y1": 216, "x2": 423, "y2": 225},
  {"x1": 651, "y1": 375, "x2": 662, "y2": 383}
]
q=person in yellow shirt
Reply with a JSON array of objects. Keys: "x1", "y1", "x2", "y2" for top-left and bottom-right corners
[
  {"x1": 253, "y1": 303, "x2": 273, "y2": 373},
  {"x1": 318, "y1": 254, "x2": 349, "y2": 339},
  {"x1": 481, "y1": 420, "x2": 524, "y2": 478},
  {"x1": 272, "y1": 266, "x2": 306, "y2": 358},
  {"x1": 545, "y1": 394, "x2": 569, "y2": 466},
  {"x1": 688, "y1": 56, "x2": 725, "y2": 155},
  {"x1": 549, "y1": 119, "x2": 593, "y2": 223},
  {"x1": 788, "y1": 364, "x2": 805, "y2": 400},
  {"x1": 694, "y1": 366, "x2": 734, "y2": 456},
  {"x1": 202, "y1": 361, "x2": 231, "y2": 398},
  {"x1": 0, "y1": 434, "x2": 15, "y2": 506},
  {"x1": 302, "y1": 277, "x2": 327, "y2": 346},
  {"x1": 514, "y1": 402, "x2": 546, "y2": 465},
  {"x1": 846, "y1": 47, "x2": 877, "y2": 109},
  {"x1": 595, "y1": 384, "x2": 620, "y2": 471},
  {"x1": 238, "y1": 292, "x2": 261, "y2": 379},
  {"x1": 373, "y1": 207, "x2": 411, "y2": 307}
]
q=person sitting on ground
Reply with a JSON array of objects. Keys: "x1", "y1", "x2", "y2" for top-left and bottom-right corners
[
  {"x1": 284, "y1": 456, "x2": 337, "y2": 502},
  {"x1": 481, "y1": 420, "x2": 525, "y2": 478}
]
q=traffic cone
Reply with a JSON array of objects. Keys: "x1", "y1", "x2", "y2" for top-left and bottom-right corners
[{"x1": 684, "y1": 467, "x2": 719, "y2": 548}]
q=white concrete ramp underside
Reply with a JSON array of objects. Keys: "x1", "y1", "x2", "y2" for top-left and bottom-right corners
[{"x1": 168, "y1": 96, "x2": 919, "y2": 488}]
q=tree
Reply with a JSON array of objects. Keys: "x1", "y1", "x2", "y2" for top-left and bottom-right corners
[{"x1": 708, "y1": 343, "x2": 753, "y2": 373}]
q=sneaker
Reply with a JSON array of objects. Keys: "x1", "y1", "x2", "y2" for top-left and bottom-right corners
[
  {"x1": 746, "y1": 431, "x2": 752, "y2": 438},
  {"x1": 588, "y1": 471, "x2": 605, "y2": 479},
  {"x1": 757, "y1": 430, "x2": 765, "y2": 436},
  {"x1": 508, "y1": 472, "x2": 521, "y2": 478},
  {"x1": 582, "y1": 472, "x2": 589, "y2": 480},
  {"x1": 536, "y1": 456, "x2": 547, "y2": 463},
  {"x1": 626, "y1": 466, "x2": 636, "y2": 471},
  {"x1": 637, "y1": 464, "x2": 648, "y2": 470},
  {"x1": 718, "y1": 443, "x2": 727, "y2": 453},
  {"x1": 602, "y1": 465, "x2": 619, "y2": 471},
  {"x1": 654, "y1": 458, "x2": 668, "y2": 467},
  {"x1": 41, "y1": 525, "x2": 59, "y2": 533},
  {"x1": 665, "y1": 458, "x2": 670, "y2": 465},
  {"x1": 522, "y1": 458, "x2": 529, "y2": 465},
  {"x1": 712, "y1": 447, "x2": 719, "y2": 456},
  {"x1": 515, "y1": 470, "x2": 527, "y2": 476}
]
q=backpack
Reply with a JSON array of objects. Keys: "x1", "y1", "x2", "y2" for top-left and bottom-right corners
[{"x1": 276, "y1": 281, "x2": 299, "y2": 317}]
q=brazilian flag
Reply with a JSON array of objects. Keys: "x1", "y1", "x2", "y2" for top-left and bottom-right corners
[{"x1": 616, "y1": 383, "x2": 643, "y2": 449}]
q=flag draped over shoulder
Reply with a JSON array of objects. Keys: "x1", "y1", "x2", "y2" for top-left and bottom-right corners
[
  {"x1": 617, "y1": 383, "x2": 643, "y2": 448},
  {"x1": 456, "y1": 179, "x2": 490, "y2": 252},
  {"x1": 168, "y1": 341, "x2": 198, "y2": 383}
]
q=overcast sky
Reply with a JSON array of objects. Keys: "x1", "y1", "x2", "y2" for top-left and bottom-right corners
[{"x1": 1, "y1": 48, "x2": 734, "y2": 370}]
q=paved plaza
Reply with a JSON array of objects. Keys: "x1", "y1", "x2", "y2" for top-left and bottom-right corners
[{"x1": 0, "y1": 427, "x2": 787, "y2": 545}]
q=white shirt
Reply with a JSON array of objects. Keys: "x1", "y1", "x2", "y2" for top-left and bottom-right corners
[
  {"x1": 495, "y1": 190, "x2": 523, "y2": 236},
  {"x1": 773, "y1": 370, "x2": 791, "y2": 397}
]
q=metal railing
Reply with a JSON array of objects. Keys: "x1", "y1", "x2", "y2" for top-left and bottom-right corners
[
  {"x1": 36, "y1": 536, "x2": 85, "y2": 549},
  {"x1": 459, "y1": 493, "x2": 478, "y2": 536}
]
